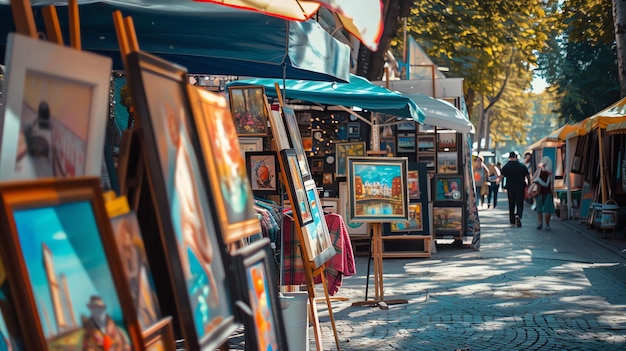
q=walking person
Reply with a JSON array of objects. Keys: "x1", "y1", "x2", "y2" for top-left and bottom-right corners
[
  {"x1": 500, "y1": 152, "x2": 531, "y2": 227},
  {"x1": 533, "y1": 156, "x2": 556, "y2": 230},
  {"x1": 473, "y1": 155, "x2": 490, "y2": 209},
  {"x1": 487, "y1": 162, "x2": 501, "y2": 208}
]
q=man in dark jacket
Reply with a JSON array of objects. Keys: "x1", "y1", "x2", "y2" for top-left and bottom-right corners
[{"x1": 500, "y1": 152, "x2": 531, "y2": 227}]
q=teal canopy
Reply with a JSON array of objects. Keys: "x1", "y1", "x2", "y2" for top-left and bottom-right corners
[
  {"x1": 227, "y1": 74, "x2": 425, "y2": 123},
  {"x1": 0, "y1": 1, "x2": 350, "y2": 82}
]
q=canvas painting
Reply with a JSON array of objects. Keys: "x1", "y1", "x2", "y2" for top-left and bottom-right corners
[
  {"x1": 408, "y1": 170, "x2": 421, "y2": 200},
  {"x1": 437, "y1": 152, "x2": 458, "y2": 174},
  {"x1": 391, "y1": 203, "x2": 423, "y2": 232},
  {"x1": 433, "y1": 206, "x2": 464, "y2": 233},
  {"x1": 417, "y1": 135, "x2": 435, "y2": 152},
  {"x1": 335, "y1": 142, "x2": 366, "y2": 177},
  {"x1": 13, "y1": 200, "x2": 133, "y2": 349},
  {"x1": 282, "y1": 107, "x2": 311, "y2": 178},
  {"x1": 338, "y1": 182, "x2": 368, "y2": 235},
  {"x1": 268, "y1": 110, "x2": 290, "y2": 151},
  {"x1": 438, "y1": 132, "x2": 457, "y2": 151},
  {"x1": 435, "y1": 176, "x2": 463, "y2": 201},
  {"x1": 228, "y1": 86, "x2": 268, "y2": 136},
  {"x1": 347, "y1": 157, "x2": 409, "y2": 222},
  {"x1": 111, "y1": 212, "x2": 161, "y2": 331},
  {"x1": 397, "y1": 135, "x2": 416, "y2": 153},
  {"x1": 246, "y1": 152, "x2": 279, "y2": 195},
  {"x1": 191, "y1": 87, "x2": 260, "y2": 244},
  {"x1": 0, "y1": 34, "x2": 111, "y2": 181},
  {"x1": 303, "y1": 180, "x2": 336, "y2": 267},
  {"x1": 282, "y1": 149, "x2": 313, "y2": 226}
]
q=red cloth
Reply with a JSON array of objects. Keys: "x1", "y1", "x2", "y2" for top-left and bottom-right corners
[{"x1": 282, "y1": 212, "x2": 356, "y2": 295}]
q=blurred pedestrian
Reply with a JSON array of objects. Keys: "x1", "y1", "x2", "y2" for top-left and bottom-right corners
[
  {"x1": 473, "y1": 155, "x2": 490, "y2": 208},
  {"x1": 487, "y1": 162, "x2": 501, "y2": 208},
  {"x1": 533, "y1": 156, "x2": 556, "y2": 230},
  {"x1": 500, "y1": 152, "x2": 531, "y2": 227}
]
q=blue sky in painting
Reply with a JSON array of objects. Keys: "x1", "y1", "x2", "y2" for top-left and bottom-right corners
[
  {"x1": 354, "y1": 163, "x2": 401, "y2": 184},
  {"x1": 13, "y1": 201, "x2": 124, "y2": 336}
]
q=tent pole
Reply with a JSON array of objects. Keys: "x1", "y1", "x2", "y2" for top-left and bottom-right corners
[{"x1": 598, "y1": 127, "x2": 607, "y2": 203}]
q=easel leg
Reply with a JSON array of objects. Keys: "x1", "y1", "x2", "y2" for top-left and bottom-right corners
[
  {"x1": 320, "y1": 270, "x2": 341, "y2": 351},
  {"x1": 305, "y1": 272, "x2": 324, "y2": 351}
]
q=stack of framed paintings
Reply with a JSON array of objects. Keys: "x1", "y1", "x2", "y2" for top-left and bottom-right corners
[
  {"x1": 126, "y1": 50, "x2": 239, "y2": 350},
  {"x1": 0, "y1": 178, "x2": 145, "y2": 350}
]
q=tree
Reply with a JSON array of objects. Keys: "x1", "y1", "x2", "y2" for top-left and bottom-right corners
[
  {"x1": 614, "y1": 0, "x2": 626, "y2": 97},
  {"x1": 397, "y1": 0, "x2": 552, "y2": 150}
]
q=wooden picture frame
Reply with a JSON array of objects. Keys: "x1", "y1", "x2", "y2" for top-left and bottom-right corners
[
  {"x1": 126, "y1": 50, "x2": 237, "y2": 350},
  {"x1": 231, "y1": 238, "x2": 288, "y2": 351},
  {"x1": 397, "y1": 134, "x2": 416, "y2": 153},
  {"x1": 110, "y1": 211, "x2": 162, "y2": 331},
  {"x1": 280, "y1": 149, "x2": 314, "y2": 226},
  {"x1": 432, "y1": 205, "x2": 464, "y2": 236},
  {"x1": 335, "y1": 141, "x2": 366, "y2": 177},
  {"x1": 303, "y1": 179, "x2": 336, "y2": 268},
  {"x1": 347, "y1": 156, "x2": 409, "y2": 222},
  {"x1": 268, "y1": 109, "x2": 291, "y2": 151},
  {"x1": 143, "y1": 316, "x2": 176, "y2": 351},
  {"x1": 245, "y1": 151, "x2": 279, "y2": 195},
  {"x1": 239, "y1": 137, "x2": 264, "y2": 155},
  {"x1": 0, "y1": 33, "x2": 112, "y2": 181},
  {"x1": 417, "y1": 135, "x2": 436, "y2": 152},
  {"x1": 282, "y1": 107, "x2": 311, "y2": 178},
  {"x1": 437, "y1": 132, "x2": 457, "y2": 151},
  {"x1": 0, "y1": 177, "x2": 144, "y2": 351},
  {"x1": 434, "y1": 175, "x2": 463, "y2": 201},
  {"x1": 227, "y1": 86, "x2": 269, "y2": 136},
  {"x1": 188, "y1": 86, "x2": 261, "y2": 244},
  {"x1": 437, "y1": 151, "x2": 458, "y2": 174}
]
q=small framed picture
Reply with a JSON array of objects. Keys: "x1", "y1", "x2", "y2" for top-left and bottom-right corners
[
  {"x1": 408, "y1": 169, "x2": 421, "y2": 200},
  {"x1": 417, "y1": 135, "x2": 436, "y2": 152},
  {"x1": 397, "y1": 121, "x2": 416, "y2": 131},
  {"x1": 347, "y1": 122, "x2": 360, "y2": 138},
  {"x1": 433, "y1": 205, "x2": 464, "y2": 235},
  {"x1": 239, "y1": 137, "x2": 264, "y2": 154},
  {"x1": 246, "y1": 151, "x2": 279, "y2": 195},
  {"x1": 397, "y1": 134, "x2": 416, "y2": 153},
  {"x1": 390, "y1": 202, "x2": 423, "y2": 232},
  {"x1": 231, "y1": 239, "x2": 288, "y2": 351},
  {"x1": 437, "y1": 151, "x2": 458, "y2": 174},
  {"x1": 280, "y1": 149, "x2": 314, "y2": 226},
  {"x1": 438, "y1": 132, "x2": 457, "y2": 151},
  {"x1": 418, "y1": 154, "x2": 436, "y2": 171},
  {"x1": 282, "y1": 107, "x2": 311, "y2": 178},
  {"x1": 335, "y1": 141, "x2": 366, "y2": 177},
  {"x1": 419, "y1": 124, "x2": 436, "y2": 133},
  {"x1": 303, "y1": 179, "x2": 336, "y2": 267},
  {"x1": 310, "y1": 157, "x2": 324, "y2": 172},
  {"x1": 434, "y1": 175, "x2": 463, "y2": 201},
  {"x1": 227, "y1": 86, "x2": 269, "y2": 136},
  {"x1": 380, "y1": 139, "x2": 395, "y2": 156},
  {"x1": 322, "y1": 198, "x2": 339, "y2": 214},
  {"x1": 268, "y1": 109, "x2": 291, "y2": 151}
]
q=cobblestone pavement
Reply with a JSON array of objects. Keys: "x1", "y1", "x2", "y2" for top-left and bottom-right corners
[{"x1": 228, "y1": 194, "x2": 626, "y2": 350}]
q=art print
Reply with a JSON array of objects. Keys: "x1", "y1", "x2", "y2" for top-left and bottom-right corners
[
  {"x1": 190, "y1": 87, "x2": 260, "y2": 243},
  {"x1": 0, "y1": 34, "x2": 111, "y2": 181},
  {"x1": 347, "y1": 157, "x2": 409, "y2": 222},
  {"x1": 435, "y1": 175, "x2": 463, "y2": 201},
  {"x1": 245, "y1": 152, "x2": 279, "y2": 195},
  {"x1": 227, "y1": 86, "x2": 268, "y2": 136}
]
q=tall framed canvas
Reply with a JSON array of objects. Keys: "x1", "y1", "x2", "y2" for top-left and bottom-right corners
[
  {"x1": 268, "y1": 109, "x2": 291, "y2": 151},
  {"x1": 227, "y1": 86, "x2": 268, "y2": 136},
  {"x1": 303, "y1": 180, "x2": 336, "y2": 268},
  {"x1": 0, "y1": 177, "x2": 143, "y2": 351},
  {"x1": 110, "y1": 211, "x2": 162, "y2": 331},
  {"x1": 335, "y1": 141, "x2": 366, "y2": 177},
  {"x1": 245, "y1": 151, "x2": 279, "y2": 195},
  {"x1": 279, "y1": 149, "x2": 313, "y2": 226},
  {"x1": 0, "y1": 33, "x2": 112, "y2": 180},
  {"x1": 347, "y1": 157, "x2": 409, "y2": 222},
  {"x1": 188, "y1": 86, "x2": 261, "y2": 244},
  {"x1": 231, "y1": 238, "x2": 288, "y2": 351},
  {"x1": 126, "y1": 50, "x2": 237, "y2": 351},
  {"x1": 282, "y1": 107, "x2": 311, "y2": 178}
]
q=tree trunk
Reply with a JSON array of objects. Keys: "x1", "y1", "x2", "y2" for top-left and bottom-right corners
[{"x1": 613, "y1": 0, "x2": 626, "y2": 97}]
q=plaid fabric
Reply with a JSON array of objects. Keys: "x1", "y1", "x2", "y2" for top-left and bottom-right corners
[{"x1": 282, "y1": 212, "x2": 356, "y2": 296}]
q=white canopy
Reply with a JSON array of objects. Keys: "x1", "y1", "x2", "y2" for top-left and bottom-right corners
[{"x1": 401, "y1": 93, "x2": 475, "y2": 133}]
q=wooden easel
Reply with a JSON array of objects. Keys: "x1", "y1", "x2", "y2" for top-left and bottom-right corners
[{"x1": 272, "y1": 84, "x2": 341, "y2": 351}]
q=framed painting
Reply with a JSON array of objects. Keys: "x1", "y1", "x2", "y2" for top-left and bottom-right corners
[
  {"x1": 282, "y1": 107, "x2": 311, "y2": 178},
  {"x1": 268, "y1": 109, "x2": 291, "y2": 151},
  {"x1": 437, "y1": 132, "x2": 457, "y2": 151},
  {"x1": 397, "y1": 134, "x2": 416, "y2": 153},
  {"x1": 380, "y1": 139, "x2": 395, "y2": 156},
  {"x1": 338, "y1": 182, "x2": 368, "y2": 235},
  {"x1": 110, "y1": 211, "x2": 162, "y2": 331},
  {"x1": 126, "y1": 50, "x2": 237, "y2": 350},
  {"x1": 389, "y1": 202, "x2": 424, "y2": 232},
  {"x1": 245, "y1": 151, "x2": 279, "y2": 195},
  {"x1": 434, "y1": 175, "x2": 463, "y2": 201},
  {"x1": 0, "y1": 177, "x2": 143, "y2": 351},
  {"x1": 188, "y1": 86, "x2": 261, "y2": 244},
  {"x1": 347, "y1": 122, "x2": 360, "y2": 138},
  {"x1": 303, "y1": 179, "x2": 336, "y2": 268},
  {"x1": 417, "y1": 135, "x2": 436, "y2": 152},
  {"x1": 143, "y1": 317, "x2": 176, "y2": 351},
  {"x1": 437, "y1": 152, "x2": 458, "y2": 174},
  {"x1": 397, "y1": 121, "x2": 416, "y2": 131},
  {"x1": 231, "y1": 239, "x2": 288, "y2": 351},
  {"x1": 227, "y1": 86, "x2": 269, "y2": 136},
  {"x1": 335, "y1": 141, "x2": 366, "y2": 177},
  {"x1": 418, "y1": 154, "x2": 436, "y2": 171},
  {"x1": 310, "y1": 157, "x2": 324, "y2": 173},
  {"x1": 408, "y1": 169, "x2": 421, "y2": 200},
  {"x1": 432, "y1": 205, "x2": 464, "y2": 236},
  {"x1": 347, "y1": 157, "x2": 409, "y2": 222},
  {"x1": 0, "y1": 33, "x2": 111, "y2": 181},
  {"x1": 279, "y1": 149, "x2": 314, "y2": 226},
  {"x1": 239, "y1": 137, "x2": 263, "y2": 155}
]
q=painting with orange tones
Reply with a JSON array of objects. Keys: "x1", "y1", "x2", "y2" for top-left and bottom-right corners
[
  {"x1": 231, "y1": 239, "x2": 287, "y2": 351},
  {"x1": 189, "y1": 86, "x2": 261, "y2": 244}
]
